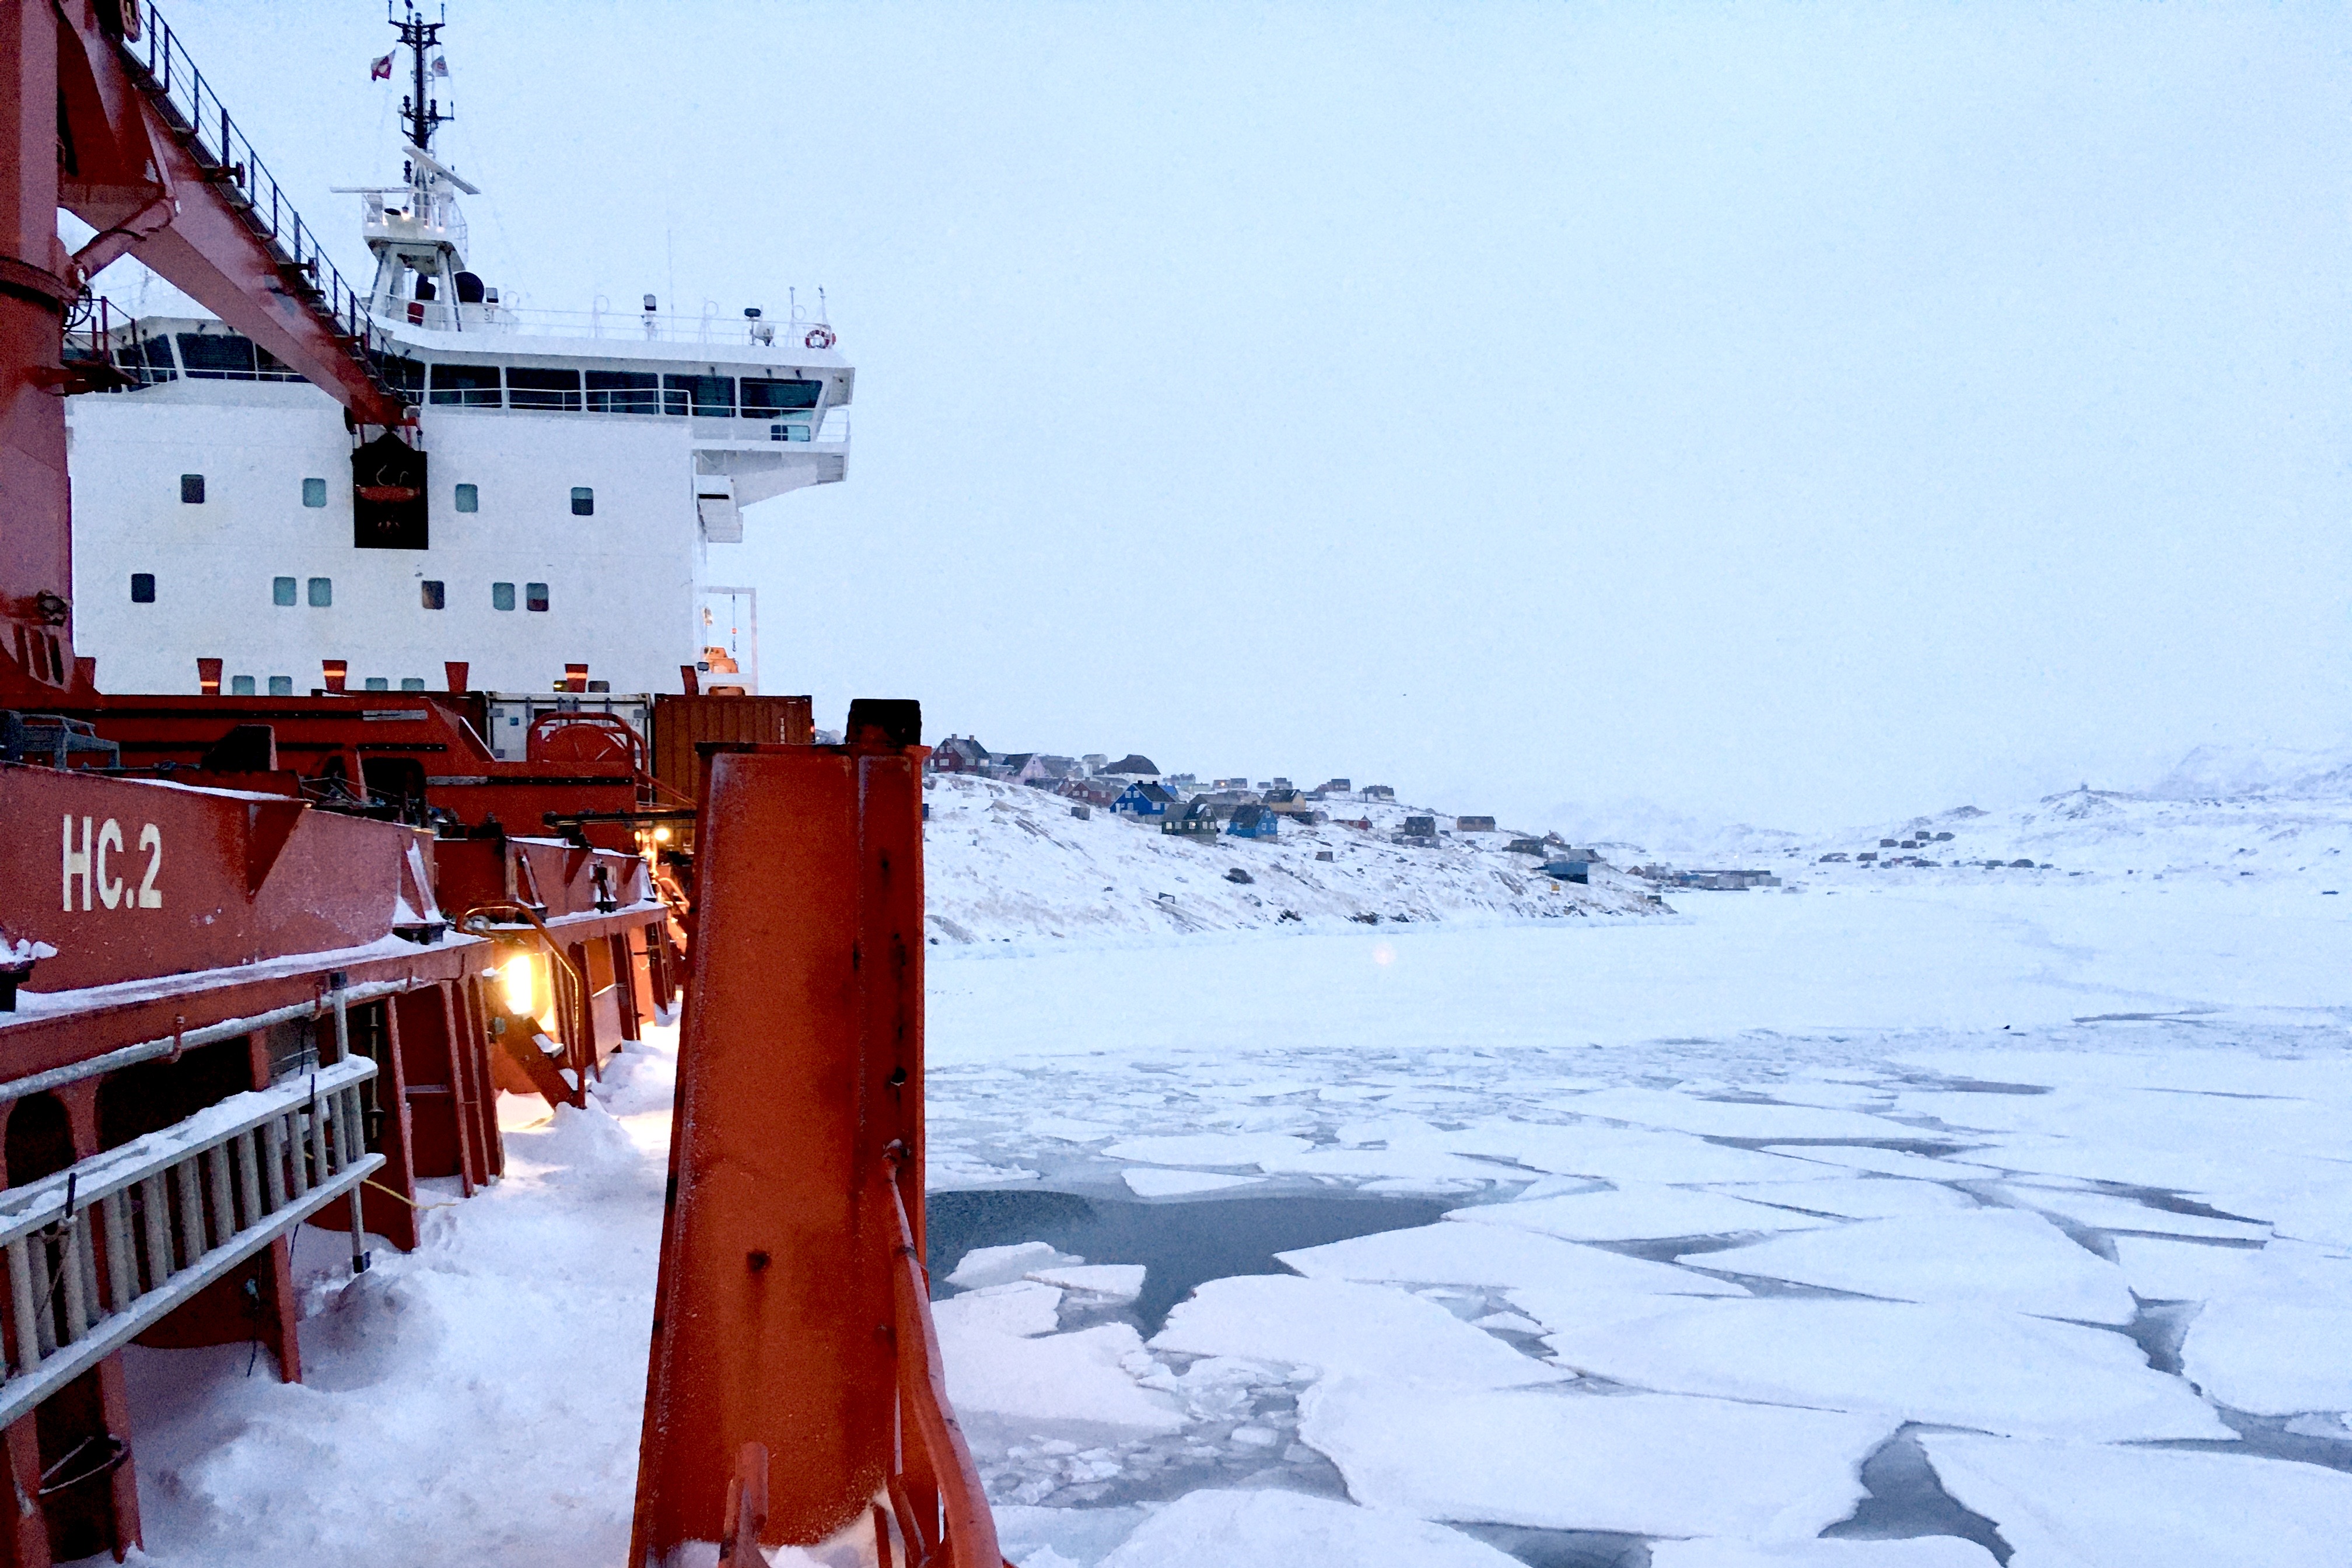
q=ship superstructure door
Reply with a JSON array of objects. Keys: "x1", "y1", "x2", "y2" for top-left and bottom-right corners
[
  {"x1": 695, "y1": 474, "x2": 742, "y2": 542},
  {"x1": 698, "y1": 587, "x2": 757, "y2": 693}
]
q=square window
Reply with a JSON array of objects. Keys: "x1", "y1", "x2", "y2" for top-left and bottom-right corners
[
  {"x1": 229, "y1": 675, "x2": 256, "y2": 696},
  {"x1": 570, "y1": 487, "x2": 594, "y2": 516},
  {"x1": 420, "y1": 580, "x2": 445, "y2": 610},
  {"x1": 272, "y1": 576, "x2": 297, "y2": 607},
  {"x1": 454, "y1": 482, "x2": 479, "y2": 513},
  {"x1": 363, "y1": 677, "x2": 390, "y2": 691},
  {"x1": 130, "y1": 572, "x2": 155, "y2": 603},
  {"x1": 399, "y1": 677, "x2": 426, "y2": 691},
  {"x1": 267, "y1": 675, "x2": 293, "y2": 696},
  {"x1": 302, "y1": 477, "x2": 328, "y2": 508},
  {"x1": 307, "y1": 576, "x2": 332, "y2": 607},
  {"x1": 492, "y1": 581, "x2": 516, "y2": 611},
  {"x1": 526, "y1": 582, "x2": 550, "y2": 612},
  {"x1": 180, "y1": 474, "x2": 205, "y2": 504}
]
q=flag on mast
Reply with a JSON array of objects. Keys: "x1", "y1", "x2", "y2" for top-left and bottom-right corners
[
  {"x1": 432, "y1": 55, "x2": 449, "y2": 77},
  {"x1": 370, "y1": 52, "x2": 394, "y2": 80}
]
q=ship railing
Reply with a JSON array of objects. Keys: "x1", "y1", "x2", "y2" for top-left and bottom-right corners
[
  {"x1": 359, "y1": 191, "x2": 470, "y2": 260},
  {"x1": 398, "y1": 302, "x2": 844, "y2": 350},
  {"x1": 117, "y1": 4, "x2": 394, "y2": 390},
  {"x1": 0, "y1": 1058, "x2": 382, "y2": 1429}
]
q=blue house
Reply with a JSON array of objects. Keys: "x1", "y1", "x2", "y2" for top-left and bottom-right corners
[
  {"x1": 1227, "y1": 803, "x2": 1279, "y2": 839},
  {"x1": 1113, "y1": 782, "x2": 1175, "y2": 819}
]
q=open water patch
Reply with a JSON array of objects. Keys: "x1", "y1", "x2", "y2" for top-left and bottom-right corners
[
  {"x1": 1819, "y1": 1426, "x2": 2013, "y2": 1562},
  {"x1": 926, "y1": 1187, "x2": 1451, "y2": 1332}
]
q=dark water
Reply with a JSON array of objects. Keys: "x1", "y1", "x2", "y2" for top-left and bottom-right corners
[
  {"x1": 925, "y1": 1187, "x2": 1452, "y2": 1332},
  {"x1": 1821, "y1": 1428, "x2": 2013, "y2": 1562}
]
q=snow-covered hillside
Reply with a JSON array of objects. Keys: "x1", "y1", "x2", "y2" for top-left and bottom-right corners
[{"x1": 923, "y1": 774, "x2": 1662, "y2": 946}]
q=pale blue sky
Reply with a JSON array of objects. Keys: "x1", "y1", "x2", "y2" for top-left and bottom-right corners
[{"x1": 120, "y1": 2, "x2": 2352, "y2": 831}]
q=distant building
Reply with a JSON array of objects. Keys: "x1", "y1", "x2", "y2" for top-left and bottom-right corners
[
  {"x1": 1017, "y1": 754, "x2": 1081, "y2": 787},
  {"x1": 1318, "y1": 778, "x2": 1352, "y2": 795},
  {"x1": 1082, "y1": 753, "x2": 1108, "y2": 773},
  {"x1": 1113, "y1": 781, "x2": 1176, "y2": 820},
  {"x1": 1541, "y1": 855, "x2": 1594, "y2": 884},
  {"x1": 1506, "y1": 838, "x2": 1548, "y2": 856},
  {"x1": 1363, "y1": 784, "x2": 1395, "y2": 802},
  {"x1": 930, "y1": 736, "x2": 992, "y2": 774},
  {"x1": 994, "y1": 751, "x2": 1037, "y2": 782},
  {"x1": 1265, "y1": 788, "x2": 1318, "y2": 818},
  {"x1": 1403, "y1": 815, "x2": 1437, "y2": 836},
  {"x1": 1165, "y1": 772, "x2": 1198, "y2": 789},
  {"x1": 1455, "y1": 816, "x2": 1496, "y2": 833},
  {"x1": 1058, "y1": 776, "x2": 1121, "y2": 808},
  {"x1": 1102, "y1": 755, "x2": 1161, "y2": 778},
  {"x1": 1227, "y1": 804, "x2": 1280, "y2": 839},
  {"x1": 1163, "y1": 800, "x2": 1219, "y2": 839}
]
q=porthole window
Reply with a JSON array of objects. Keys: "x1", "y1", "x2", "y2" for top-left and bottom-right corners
[
  {"x1": 302, "y1": 477, "x2": 328, "y2": 508},
  {"x1": 570, "y1": 487, "x2": 594, "y2": 516},
  {"x1": 420, "y1": 580, "x2": 445, "y2": 610},
  {"x1": 267, "y1": 675, "x2": 293, "y2": 696},
  {"x1": 180, "y1": 474, "x2": 205, "y2": 504},
  {"x1": 272, "y1": 576, "x2": 297, "y2": 607},
  {"x1": 454, "y1": 483, "x2": 479, "y2": 513},
  {"x1": 230, "y1": 675, "x2": 256, "y2": 696},
  {"x1": 130, "y1": 573, "x2": 155, "y2": 603},
  {"x1": 526, "y1": 582, "x2": 550, "y2": 612},
  {"x1": 307, "y1": 576, "x2": 332, "y2": 607},
  {"x1": 492, "y1": 581, "x2": 516, "y2": 611}
]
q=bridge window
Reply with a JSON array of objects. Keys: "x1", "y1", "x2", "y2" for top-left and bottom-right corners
[
  {"x1": 230, "y1": 675, "x2": 256, "y2": 696},
  {"x1": 303, "y1": 477, "x2": 328, "y2": 507},
  {"x1": 272, "y1": 576, "x2": 297, "y2": 606},
  {"x1": 570, "y1": 487, "x2": 594, "y2": 516},
  {"x1": 130, "y1": 573, "x2": 155, "y2": 603},
  {"x1": 177, "y1": 332, "x2": 255, "y2": 379},
  {"x1": 586, "y1": 369, "x2": 659, "y2": 414},
  {"x1": 400, "y1": 677, "x2": 426, "y2": 691},
  {"x1": 506, "y1": 366, "x2": 582, "y2": 412},
  {"x1": 454, "y1": 482, "x2": 478, "y2": 513},
  {"x1": 492, "y1": 581, "x2": 516, "y2": 611},
  {"x1": 378, "y1": 354, "x2": 425, "y2": 397},
  {"x1": 662, "y1": 373, "x2": 734, "y2": 418},
  {"x1": 307, "y1": 576, "x2": 332, "y2": 607},
  {"x1": 363, "y1": 677, "x2": 389, "y2": 691},
  {"x1": 181, "y1": 474, "x2": 205, "y2": 504},
  {"x1": 527, "y1": 582, "x2": 550, "y2": 612},
  {"x1": 420, "y1": 580, "x2": 444, "y2": 610},
  {"x1": 268, "y1": 676, "x2": 293, "y2": 696},
  {"x1": 427, "y1": 362, "x2": 502, "y2": 407},
  {"x1": 740, "y1": 379, "x2": 822, "y2": 416}
]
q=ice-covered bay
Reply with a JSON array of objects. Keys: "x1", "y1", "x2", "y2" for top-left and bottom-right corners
[{"x1": 95, "y1": 867, "x2": 2350, "y2": 1567}]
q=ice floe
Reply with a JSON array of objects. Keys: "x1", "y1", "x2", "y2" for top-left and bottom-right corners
[
  {"x1": 1447, "y1": 1184, "x2": 1835, "y2": 1242},
  {"x1": 1092, "y1": 1488, "x2": 1524, "y2": 1568},
  {"x1": 1714, "y1": 1177, "x2": 1982, "y2": 1220},
  {"x1": 1687, "y1": 1210, "x2": 2139, "y2": 1322},
  {"x1": 1560, "y1": 1086, "x2": 1924, "y2": 1142},
  {"x1": 1647, "y1": 1540, "x2": 1997, "y2": 1567},
  {"x1": 1122, "y1": 1168, "x2": 1264, "y2": 1198},
  {"x1": 1150, "y1": 1275, "x2": 1566, "y2": 1387},
  {"x1": 1103, "y1": 1132, "x2": 1314, "y2": 1168},
  {"x1": 1920, "y1": 1433, "x2": 2352, "y2": 1567},
  {"x1": 951, "y1": 1242, "x2": 1086, "y2": 1289},
  {"x1": 1300, "y1": 1377, "x2": 1892, "y2": 1537},
  {"x1": 1276, "y1": 1219, "x2": 1745, "y2": 1298},
  {"x1": 1028, "y1": 1264, "x2": 1149, "y2": 1301},
  {"x1": 1997, "y1": 1184, "x2": 2271, "y2": 1239},
  {"x1": 1541, "y1": 1298, "x2": 2230, "y2": 1440}
]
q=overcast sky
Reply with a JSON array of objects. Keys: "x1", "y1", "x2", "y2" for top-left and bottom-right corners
[{"x1": 120, "y1": 2, "x2": 2351, "y2": 832}]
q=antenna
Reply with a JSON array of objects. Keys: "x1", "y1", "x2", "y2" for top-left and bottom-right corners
[{"x1": 391, "y1": 0, "x2": 452, "y2": 154}]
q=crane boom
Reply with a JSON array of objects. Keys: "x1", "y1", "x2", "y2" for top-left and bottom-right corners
[{"x1": 3, "y1": 0, "x2": 407, "y2": 704}]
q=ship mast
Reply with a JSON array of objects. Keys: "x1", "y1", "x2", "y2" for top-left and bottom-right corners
[{"x1": 395, "y1": 2, "x2": 452, "y2": 155}]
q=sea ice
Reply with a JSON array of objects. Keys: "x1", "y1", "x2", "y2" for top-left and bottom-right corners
[
  {"x1": 935, "y1": 1312, "x2": 1184, "y2": 1433},
  {"x1": 1562, "y1": 1086, "x2": 1923, "y2": 1142},
  {"x1": 1647, "y1": 1540, "x2": 1997, "y2": 1567},
  {"x1": 1122, "y1": 1168, "x2": 1263, "y2": 1198},
  {"x1": 1541, "y1": 1298, "x2": 2230, "y2": 1441},
  {"x1": 1998, "y1": 1185, "x2": 2271, "y2": 1239},
  {"x1": 1447, "y1": 1184, "x2": 1834, "y2": 1243},
  {"x1": 1920, "y1": 1433, "x2": 2352, "y2": 1567},
  {"x1": 1762, "y1": 1145, "x2": 2004, "y2": 1180},
  {"x1": 2180, "y1": 1296, "x2": 2352, "y2": 1414},
  {"x1": 936, "y1": 1281, "x2": 1065, "y2": 1338},
  {"x1": 1102, "y1": 1132, "x2": 1315, "y2": 1167},
  {"x1": 1452, "y1": 1123, "x2": 1846, "y2": 1184},
  {"x1": 1150, "y1": 1275, "x2": 1566, "y2": 1388},
  {"x1": 1714, "y1": 1178, "x2": 1980, "y2": 1220},
  {"x1": 1095, "y1": 1488, "x2": 1525, "y2": 1568},
  {"x1": 1300, "y1": 1377, "x2": 1891, "y2": 1538},
  {"x1": 950, "y1": 1242, "x2": 1084, "y2": 1289},
  {"x1": 1686, "y1": 1210, "x2": 2138, "y2": 1322},
  {"x1": 2107, "y1": 1234, "x2": 2260, "y2": 1300},
  {"x1": 1276, "y1": 1219, "x2": 1745, "y2": 1299},
  {"x1": 1027, "y1": 1264, "x2": 1148, "y2": 1301}
]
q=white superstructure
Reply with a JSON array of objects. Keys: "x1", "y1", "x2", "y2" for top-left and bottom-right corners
[{"x1": 67, "y1": 43, "x2": 848, "y2": 701}]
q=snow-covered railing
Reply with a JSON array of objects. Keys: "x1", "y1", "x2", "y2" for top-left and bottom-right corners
[
  {"x1": 0, "y1": 1058, "x2": 382, "y2": 1429},
  {"x1": 401, "y1": 302, "x2": 842, "y2": 351}
]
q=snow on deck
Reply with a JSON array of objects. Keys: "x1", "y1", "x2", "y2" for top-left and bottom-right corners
[{"x1": 97, "y1": 806, "x2": 2352, "y2": 1567}]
